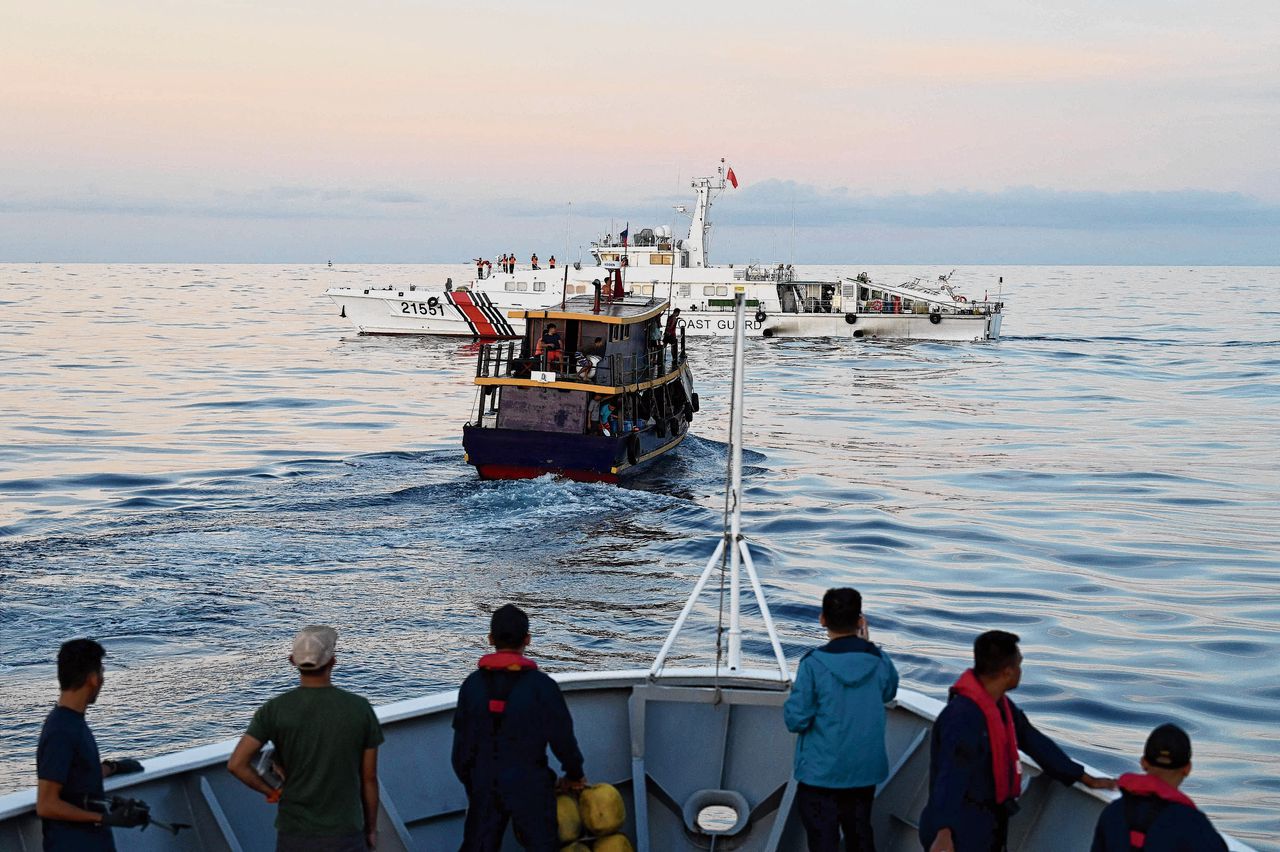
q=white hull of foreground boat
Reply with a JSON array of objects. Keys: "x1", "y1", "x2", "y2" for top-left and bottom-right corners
[
  {"x1": 3, "y1": 670, "x2": 1242, "y2": 852},
  {"x1": 326, "y1": 286, "x2": 1001, "y2": 343}
]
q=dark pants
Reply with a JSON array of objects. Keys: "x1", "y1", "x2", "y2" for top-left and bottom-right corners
[
  {"x1": 796, "y1": 782, "x2": 875, "y2": 852},
  {"x1": 459, "y1": 776, "x2": 557, "y2": 852}
]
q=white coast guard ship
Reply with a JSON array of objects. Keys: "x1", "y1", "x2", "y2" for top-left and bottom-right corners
[{"x1": 325, "y1": 165, "x2": 1004, "y2": 342}]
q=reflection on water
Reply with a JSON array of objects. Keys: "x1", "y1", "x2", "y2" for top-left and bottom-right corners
[{"x1": 1, "y1": 264, "x2": 1278, "y2": 847}]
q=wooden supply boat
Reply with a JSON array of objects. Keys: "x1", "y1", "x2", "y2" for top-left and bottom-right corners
[{"x1": 462, "y1": 282, "x2": 696, "y2": 483}]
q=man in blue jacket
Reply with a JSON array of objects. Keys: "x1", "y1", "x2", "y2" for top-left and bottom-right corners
[
  {"x1": 452, "y1": 604, "x2": 586, "y2": 851},
  {"x1": 1091, "y1": 723, "x2": 1227, "y2": 851},
  {"x1": 919, "y1": 631, "x2": 1114, "y2": 851},
  {"x1": 783, "y1": 587, "x2": 899, "y2": 852}
]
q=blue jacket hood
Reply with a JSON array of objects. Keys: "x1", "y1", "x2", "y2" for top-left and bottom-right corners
[{"x1": 806, "y1": 636, "x2": 884, "y2": 687}]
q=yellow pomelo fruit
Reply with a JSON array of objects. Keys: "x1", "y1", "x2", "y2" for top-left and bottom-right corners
[
  {"x1": 593, "y1": 834, "x2": 634, "y2": 852},
  {"x1": 557, "y1": 794, "x2": 583, "y2": 843},
  {"x1": 579, "y1": 783, "x2": 626, "y2": 836}
]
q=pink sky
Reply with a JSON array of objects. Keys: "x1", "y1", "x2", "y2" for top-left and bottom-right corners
[{"x1": 2, "y1": 1, "x2": 1276, "y2": 261}]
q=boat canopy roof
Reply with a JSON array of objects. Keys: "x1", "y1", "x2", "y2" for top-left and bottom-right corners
[{"x1": 510, "y1": 294, "x2": 667, "y2": 325}]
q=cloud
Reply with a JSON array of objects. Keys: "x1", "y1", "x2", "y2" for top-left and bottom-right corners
[{"x1": 716, "y1": 181, "x2": 1280, "y2": 230}]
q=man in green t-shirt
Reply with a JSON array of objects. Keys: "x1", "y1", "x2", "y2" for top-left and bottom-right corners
[{"x1": 228, "y1": 626, "x2": 385, "y2": 852}]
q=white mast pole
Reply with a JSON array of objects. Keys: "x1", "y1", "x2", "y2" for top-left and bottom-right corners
[{"x1": 726, "y1": 291, "x2": 746, "y2": 670}]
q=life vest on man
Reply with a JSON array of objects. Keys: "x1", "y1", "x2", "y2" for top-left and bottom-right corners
[{"x1": 1116, "y1": 773, "x2": 1197, "y2": 850}]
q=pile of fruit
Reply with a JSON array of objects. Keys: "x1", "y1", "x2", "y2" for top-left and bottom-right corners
[{"x1": 558, "y1": 783, "x2": 633, "y2": 851}]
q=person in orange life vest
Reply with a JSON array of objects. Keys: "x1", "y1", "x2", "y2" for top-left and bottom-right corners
[
  {"x1": 919, "y1": 631, "x2": 1114, "y2": 852},
  {"x1": 508, "y1": 252, "x2": 516, "y2": 274},
  {"x1": 1091, "y1": 724, "x2": 1227, "y2": 852},
  {"x1": 452, "y1": 605, "x2": 586, "y2": 852},
  {"x1": 537, "y1": 323, "x2": 562, "y2": 367},
  {"x1": 548, "y1": 256, "x2": 556, "y2": 269}
]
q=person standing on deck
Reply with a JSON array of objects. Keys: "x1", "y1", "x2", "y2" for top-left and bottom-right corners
[
  {"x1": 662, "y1": 308, "x2": 681, "y2": 370},
  {"x1": 531, "y1": 253, "x2": 539, "y2": 270},
  {"x1": 452, "y1": 604, "x2": 586, "y2": 851},
  {"x1": 783, "y1": 588, "x2": 899, "y2": 852},
  {"x1": 548, "y1": 255, "x2": 556, "y2": 269},
  {"x1": 228, "y1": 626, "x2": 384, "y2": 852},
  {"x1": 1091, "y1": 723, "x2": 1227, "y2": 852},
  {"x1": 36, "y1": 639, "x2": 147, "y2": 852},
  {"x1": 920, "y1": 630, "x2": 1115, "y2": 852}
]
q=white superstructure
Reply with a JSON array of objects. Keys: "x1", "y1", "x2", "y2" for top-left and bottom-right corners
[{"x1": 325, "y1": 165, "x2": 1004, "y2": 341}]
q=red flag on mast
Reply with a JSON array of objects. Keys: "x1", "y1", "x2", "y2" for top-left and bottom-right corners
[{"x1": 726, "y1": 167, "x2": 738, "y2": 189}]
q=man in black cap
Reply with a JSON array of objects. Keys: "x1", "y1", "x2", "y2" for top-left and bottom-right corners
[
  {"x1": 1091, "y1": 723, "x2": 1228, "y2": 851},
  {"x1": 452, "y1": 604, "x2": 586, "y2": 851}
]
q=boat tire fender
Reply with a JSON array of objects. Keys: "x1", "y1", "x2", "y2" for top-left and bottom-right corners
[
  {"x1": 690, "y1": 392, "x2": 700, "y2": 413},
  {"x1": 845, "y1": 312, "x2": 857, "y2": 324},
  {"x1": 427, "y1": 296, "x2": 440, "y2": 308},
  {"x1": 626, "y1": 434, "x2": 640, "y2": 466},
  {"x1": 929, "y1": 312, "x2": 942, "y2": 324},
  {"x1": 754, "y1": 309, "x2": 767, "y2": 324}
]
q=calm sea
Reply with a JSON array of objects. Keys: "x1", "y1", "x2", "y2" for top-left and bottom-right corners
[{"x1": 1, "y1": 264, "x2": 1277, "y2": 846}]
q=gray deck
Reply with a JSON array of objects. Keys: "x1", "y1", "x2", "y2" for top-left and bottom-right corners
[{"x1": 1, "y1": 669, "x2": 1249, "y2": 851}]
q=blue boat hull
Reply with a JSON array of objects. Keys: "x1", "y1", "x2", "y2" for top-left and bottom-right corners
[{"x1": 463, "y1": 422, "x2": 687, "y2": 483}]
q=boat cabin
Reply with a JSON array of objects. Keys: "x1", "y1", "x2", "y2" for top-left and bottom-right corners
[{"x1": 463, "y1": 289, "x2": 697, "y2": 481}]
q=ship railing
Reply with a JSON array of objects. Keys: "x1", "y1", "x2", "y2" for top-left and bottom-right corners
[
  {"x1": 733, "y1": 264, "x2": 795, "y2": 283},
  {"x1": 857, "y1": 299, "x2": 999, "y2": 316},
  {"x1": 476, "y1": 342, "x2": 682, "y2": 387}
]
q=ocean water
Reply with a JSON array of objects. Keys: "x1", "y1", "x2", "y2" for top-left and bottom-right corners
[{"x1": 0, "y1": 263, "x2": 1277, "y2": 847}]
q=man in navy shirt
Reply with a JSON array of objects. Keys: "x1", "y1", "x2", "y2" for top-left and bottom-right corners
[
  {"x1": 452, "y1": 604, "x2": 586, "y2": 851},
  {"x1": 919, "y1": 631, "x2": 1114, "y2": 851},
  {"x1": 35, "y1": 639, "x2": 144, "y2": 851},
  {"x1": 1091, "y1": 723, "x2": 1227, "y2": 851}
]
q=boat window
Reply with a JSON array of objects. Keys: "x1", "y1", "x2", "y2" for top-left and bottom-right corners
[
  {"x1": 649, "y1": 253, "x2": 673, "y2": 265},
  {"x1": 716, "y1": 286, "x2": 729, "y2": 296},
  {"x1": 703, "y1": 285, "x2": 715, "y2": 296},
  {"x1": 517, "y1": 282, "x2": 528, "y2": 292},
  {"x1": 505, "y1": 281, "x2": 516, "y2": 292},
  {"x1": 641, "y1": 285, "x2": 653, "y2": 295},
  {"x1": 533, "y1": 282, "x2": 546, "y2": 292}
]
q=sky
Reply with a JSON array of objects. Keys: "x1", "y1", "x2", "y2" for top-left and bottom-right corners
[{"x1": 1, "y1": 0, "x2": 1277, "y2": 264}]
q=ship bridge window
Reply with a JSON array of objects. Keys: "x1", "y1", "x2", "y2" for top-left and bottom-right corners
[
  {"x1": 716, "y1": 285, "x2": 729, "y2": 296},
  {"x1": 533, "y1": 281, "x2": 546, "y2": 292},
  {"x1": 505, "y1": 281, "x2": 516, "y2": 292},
  {"x1": 650, "y1": 253, "x2": 673, "y2": 265},
  {"x1": 703, "y1": 285, "x2": 716, "y2": 296},
  {"x1": 517, "y1": 281, "x2": 528, "y2": 292}
]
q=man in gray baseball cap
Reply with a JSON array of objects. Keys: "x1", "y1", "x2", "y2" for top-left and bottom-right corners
[{"x1": 227, "y1": 626, "x2": 385, "y2": 851}]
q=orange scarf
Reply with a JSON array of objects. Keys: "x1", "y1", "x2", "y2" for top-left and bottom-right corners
[{"x1": 951, "y1": 669, "x2": 1022, "y2": 804}]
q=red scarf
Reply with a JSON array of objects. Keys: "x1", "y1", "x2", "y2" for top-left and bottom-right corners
[
  {"x1": 478, "y1": 652, "x2": 537, "y2": 671},
  {"x1": 1117, "y1": 773, "x2": 1195, "y2": 808},
  {"x1": 951, "y1": 669, "x2": 1022, "y2": 804}
]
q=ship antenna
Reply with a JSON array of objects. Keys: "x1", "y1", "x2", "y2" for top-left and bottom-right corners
[{"x1": 649, "y1": 293, "x2": 790, "y2": 684}]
